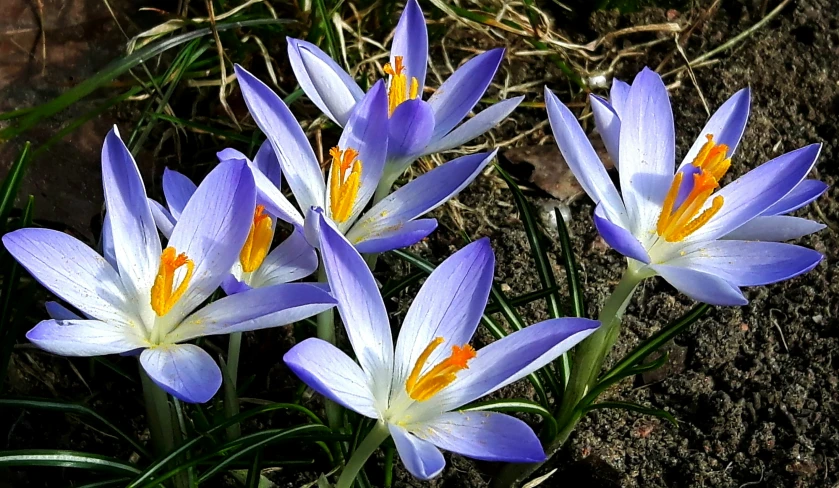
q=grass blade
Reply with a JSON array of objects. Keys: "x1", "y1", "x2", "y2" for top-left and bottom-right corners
[
  {"x1": 583, "y1": 401, "x2": 678, "y2": 427},
  {"x1": 462, "y1": 399, "x2": 558, "y2": 440},
  {"x1": 0, "y1": 450, "x2": 141, "y2": 475},
  {"x1": 0, "y1": 144, "x2": 31, "y2": 227},
  {"x1": 554, "y1": 208, "x2": 585, "y2": 318}
]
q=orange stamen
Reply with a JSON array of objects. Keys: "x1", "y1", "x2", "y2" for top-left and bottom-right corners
[
  {"x1": 383, "y1": 56, "x2": 420, "y2": 116},
  {"x1": 406, "y1": 337, "x2": 477, "y2": 402},
  {"x1": 151, "y1": 247, "x2": 194, "y2": 316},
  {"x1": 328, "y1": 147, "x2": 363, "y2": 223},
  {"x1": 240, "y1": 205, "x2": 273, "y2": 272}
]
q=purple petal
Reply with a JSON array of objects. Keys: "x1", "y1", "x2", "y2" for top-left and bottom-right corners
[
  {"x1": 686, "y1": 144, "x2": 822, "y2": 242},
  {"x1": 352, "y1": 219, "x2": 437, "y2": 254},
  {"x1": 421, "y1": 96, "x2": 523, "y2": 156},
  {"x1": 609, "y1": 78, "x2": 630, "y2": 116},
  {"x1": 545, "y1": 88, "x2": 626, "y2": 224},
  {"x1": 101, "y1": 128, "x2": 161, "y2": 311},
  {"x1": 166, "y1": 161, "x2": 256, "y2": 320},
  {"x1": 427, "y1": 48, "x2": 505, "y2": 140},
  {"x1": 140, "y1": 344, "x2": 221, "y2": 403},
  {"x1": 722, "y1": 215, "x2": 826, "y2": 241},
  {"x1": 26, "y1": 319, "x2": 146, "y2": 357},
  {"x1": 619, "y1": 67, "x2": 676, "y2": 235},
  {"x1": 249, "y1": 231, "x2": 318, "y2": 288},
  {"x1": 590, "y1": 94, "x2": 621, "y2": 167},
  {"x1": 414, "y1": 411, "x2": 545, "y2": 463},
  {"x1": 220, "y1": 275, "x2": 251, "y2": 295},
  {"x1": 649, "y1": 264, "x2": 746, "y2": 306},
  {"x1": 678, "y1": 88, "x2": 750, "y2": 170},
  {"x1": 389, "y1": 424, "x2": 445, "y2": 480},
  {"x1": 148, "y1": 199, "x2": 175, "y2": 239},
  {"x1": 762, "y1": 179, "x2": 828, "y2": 216},
  {"x1": 45, "y1": 301, "x2": 82, "y2": 321},
  {"x1": 162, "y1": 168, "x2": 197, "y2": 220},
  {"x1": 169, "y1": 283, "x2": 335, "y2": 341},
  {"x1": 284, "y1": 338, "x2": 379, "y2": 418},
  {"x1": 286, "y1": 38, "x2": 365, "y2": 126},
  {"x1": 254, "y1": 140, "x2": 282, "y2": 188},
  {"x1": 348, "y1": 152, "x2": 494, "y2": 245},
  {"x1": 391, "y1": 239, "x2": 494, "y2": 399},
  {"x1": 235, "y1": 64, "x2": 324, "y2": 214},
  {"x1": 388, "y1": 99, "x2": 435, "y2": 160},
  {"x1": 3, "y1": 228, "x2": 138, "y2": 326},
  {"x1": 101, "y1": 211, "x2": 117, "y2": 268},
  {"x1": 593, "y1": 203, "x2": 650, "y2": 264},
  {"x1": 391, "y1": 0, "x2": 428, "y2": 89}
]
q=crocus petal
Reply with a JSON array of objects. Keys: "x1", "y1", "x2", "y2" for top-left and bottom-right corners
[
  {"x1": 686, "y1": 144, "x2": 822, "y2": 242},
  {"x1": 665, "y1": 240, "x2": 822, "y2": 287},
  {"x1": 391, "y1": 0, "x2": 428, "y2": 89},
  {"x1": 26, "y1": 319, "x2": 146, "y2": 356},
  {"x1": 678, "y1": 88, "x2": 751, "y2": 170},
  {"x1": 388, "y1": 99, "x2": 435, "y2": 160},
  {"x1": 3, "y1": 228, "x2": 139, "y2": 326},
  {"x1": 148, "y1": 199, "x2": 176, "y2": 239},
  {"x1": 412, "y1": 411, "x2": 545, "y2": 463},
  {"x1": 593, "y1": 203, "x2": 650, "y2": 264},
  {"x1": 392, "y1": 239, "x2": 494, "y2": 398},
  {"x1": 762, "y1": 179, "x2": 829, "y2": 216},
  {"x1": 649, "y1": 263, "x2": 747, "y2": 306},
  {"x1": 162, "y1": 168, "x2": 198, "y2": 220},
  {"x1": 169, "y1": 283, "x2": 335, "y2": 341},
  {"x1": 235, "y1": 64, "x2": 325, "y2": 214},
  {"x1": 101, "y1": 212, "x2": 117, "y2": 269},
  {"x1": 389, "y1": 424, "x2": 446, "y2": 480},
  {"x1": 434, "y1": 317, "x2": 600, "y2": 411},
  {"x1": 166, "y1": 161, "x2": 256, "y2": 321},
  {"x1": 284, "y1": 338, "x2": 379, "y2": 418},
  {"x1": 352, "y1": 219, "x2": 437, "y2": 254},
  {"x1": 45, "y1": 301, "x2": 82, "y2": 320},
  {"x1": 420, "y1": 96, "x2": 524, "y2": 156},
  {"x1": 590, "y1": 94, "x2": 621, "y2": 167},
  {"x1": 249, "y1": 231, "x2": 318, "y2": 288},
  {"x1": 348, "y1": 151, "x2": 494, "y2": 245},
  {"x1": 722, "y1": 215, "x2": 826, "y2": 241},
  {"x1": 140, "y1": 344, "x2": 221, "y2": 403},
  {"x1": 220, "y1": 275, "x2": 251, "y2": 295},
  {"x1": 609, "y1": 78, "x2": 630, "y2": 116},
  {"x1": 286, "y1": 38, "x2": 365, "y2": 126},
  {"x1": 619, "y1": 68, "x2": 676, "y2": 236},
  {"x1": 427, "y1": 48, "x2": 505, "y2": 141},
  {"x1": 101, "y1": 128, "x2": 161, "y2": 315},
  {"x1": 545, "y1": 88, "x2": 626, "y2": 224},
  {"x1": 253, "y1": 140, "x2": 282, "y2": 188},
  {"x1": 317, "y1": 211, "x2": 394, "y2": 405}
]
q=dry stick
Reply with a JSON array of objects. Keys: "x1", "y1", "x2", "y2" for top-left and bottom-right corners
[
  {"x1": 674, "y1": 34, "x2": 710, "y2": 118},
  {"x1": 655, "y1": 0, "x2": 721, "y2": 73},
  {"x1": 205, "y1": 0, "x2": 241, "y2": 131}
]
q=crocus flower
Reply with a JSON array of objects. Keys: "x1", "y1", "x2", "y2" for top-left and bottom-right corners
[
  {"x1": 286, "y1": 0, "x2": 523, "y2": 191},
  {"x1": 235, "y1": 65, "x2": 497, "y2": 253},
  {"x1": 546, "y1": 67, "x2": 824, "y2": 306},
  {"x1": 284, "y1": 211, "x2": 600, "y2": 479},
  {"x1": 148, "y1": 142, "x2": 317, "y2": 295},
  {"x1": 2, "y1": 128, "x2": 336, "y2": 403}
]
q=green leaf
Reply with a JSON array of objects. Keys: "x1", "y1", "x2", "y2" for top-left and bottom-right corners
[
  {"x1": 462, "y1": 399, "x2": 559, "y2": 440},
  {"x1": 0, "y1": 450, "x2": 141, "y2": 475},
  {"x1": 554, "y1": 208, "x2": 585, "y2": 318},
  {"x1": 0, "y1": 143, "x2": 31, "y2": 229},
  {"x1": 76, "y1": 479, "x2": 133, "y2": 488},
  {"x1": 484, "y1": 286, "x2": 563, "y2": 315},
  {"x1": 583, "y1": 401, "x2": 678, "y2": 427}
]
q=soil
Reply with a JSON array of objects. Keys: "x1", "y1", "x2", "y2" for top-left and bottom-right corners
[{"x1": 2, "y1": 0, "x2": 839, "y2": 487}]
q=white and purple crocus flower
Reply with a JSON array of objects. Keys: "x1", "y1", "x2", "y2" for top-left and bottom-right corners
[
  {"x1": 546, "y1": 68, "x2": 825, "y2": 306},
  {"x1": 2, "y1": 129, "x2": 335, "y2": 403},
  {"x1": 148, "y1": 142, "x2": 318, "y2": 296},
  {"x1": 286, "y1": 0, "x2": 523, "y2": 193},
  {"x1": 284, "y1": 211, "x2": 600, "y2": 479},
  {"x1": 234, "y1": 65, "x2": 497, "y2": 254}
]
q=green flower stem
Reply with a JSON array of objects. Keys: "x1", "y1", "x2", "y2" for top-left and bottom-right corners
[
  {"x1": 140, "y1": 366, "x2": 175, "y2": 457},
  {"x1": 316, "y1": 262, "x2": 342, "y2": 429},
  {"x1": 224, "y1": 331, "x2": 243, "y2": 440},
  {"x1": 336, "y1": 421, "x2": 390, "y2": 488}
]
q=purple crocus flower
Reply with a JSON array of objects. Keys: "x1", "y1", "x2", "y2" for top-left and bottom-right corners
[
  {"x1": 286, "y1": 0, "x2": 523, "y2": 192},
  {"x1": 2, "y1": 128, "x2": 336, "y2": 403},
  {"x1": 235, "y1": 65, "x2": 497, "y2": 253},
  {"x1": 546, "y1": 68, "x2": 825, "y2": 306},
  {"x1": 148, "y1": 142, "x2": 317, "y2": 295},
  {"x1": 284, "y1": 211, "x2": 600, "y2": 479}
]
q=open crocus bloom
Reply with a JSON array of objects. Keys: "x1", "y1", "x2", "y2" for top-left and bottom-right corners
[
  {"x1": 546, "y1": 67, "x2": 825, "y2": 306},
  {"x1": 286, "y1": 0, "x2": 523, "y2": 191},
  {"x1": 3, "y1": 129, "x2": 336, "y2": 403},
  {"x1": 148, "y1": 142, "x2": 317, "y2": 295},
  {"x1": 235, "y1": 65, "x2": 497, "y2": 253},
  {"x1": 284, "y1": 212, "x2": 600, "y2": 479}
]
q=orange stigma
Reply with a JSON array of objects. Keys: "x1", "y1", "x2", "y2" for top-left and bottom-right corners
[
  {"x1": 240, "y1": 205, "x2": 272, "y2": 272},
  {"x1": 383, "y1": 56, "x2": 420, "y2": 116},
  {"x1": 151, "y1": 247, "x2": 194, "y2": 316},
  {"x1": 329, "y1": 147, "x2": 363, "y2": 223},
  {"x1": 405, "y1": 337, "x2": 477, "y2": 402}
]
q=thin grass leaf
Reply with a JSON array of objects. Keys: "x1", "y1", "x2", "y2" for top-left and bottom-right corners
[
  {"x1": 554, "y1": 208, "x2": 584, "y2": 318},
  {"x1": 0, "y1": 450, "x2": 141, "y2": 475},
  {"x1": 578, "y1": 352, "x2": 670, "y2": 410},
  {"x1": 462, "y1": 399, "x2": 558, "y2": 440},
  {"x1": 383, "y1": 445, "x2": 395, "y2": 488},
  {"x1": 152, "y1": 113, "x2": 253, "y2": 143},
  {"x1": 76, "y1": 479, "x2": 132, "y2": 488},
  {"x1": 311, "y1": 0, "x2": 340, "y2": 62},
  {"x1": 484, "y1": 286, "x2": 562, "y2": 315},
  {"x1": 245, "y1": 448, "x2": 263, "y2": 488},
  {"x1": 381, "y1": 271, "x2": 425, "y2": 300},
  {"x1": 583, "y1": 401, "x2": 678, "y2": 427},
  {"x1": 0, "y1": 143, "x2": 31, "y2": 228}
]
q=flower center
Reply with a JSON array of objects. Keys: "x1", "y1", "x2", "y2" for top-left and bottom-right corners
[
  {"x1": 329, "y1": 146, "x2": 363, "y2": 223},
  {"x1": 655, "y1": 134, "x2": 731, "y2": 242},
  {"x1": 383, "y1": 56, "x2": 419, "y2": 116},
  {"x1": 151, "y1": 247, "x2": 194, "y2": 316},
  {"x1": 405, "y1": 337, "x2": 476, "y2": 402},
  {"x1": 240, "y1": 205, "x2": 273, "y2": 273}
]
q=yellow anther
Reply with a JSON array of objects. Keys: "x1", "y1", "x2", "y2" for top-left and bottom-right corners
[
  {"x1": 328, "y1": 147, "x2": 363, "y2": 223},
  {"x1": 383, "y1": 56, "x2": 420, "y2": 116},
  {"x1": 406, "y1": 337, "x2": 477, "y2": 402},
  {"x1": 151, "y1": 247, "x2": 194, "y2": 316},
  {"x1": 692, "y1": 134, "x2": 732, "y2": 181},
  {"x1": 240, "y1": 205, "x2": 272, "y2": 272}
]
